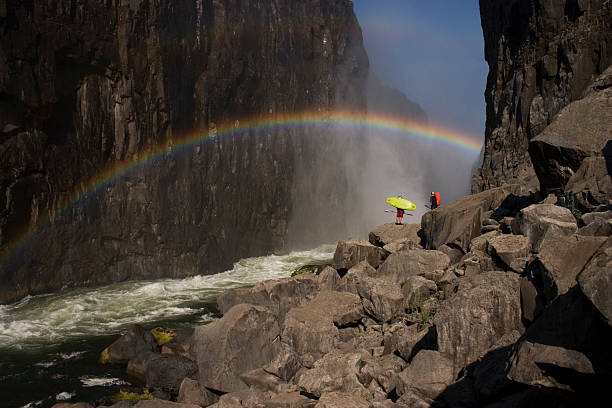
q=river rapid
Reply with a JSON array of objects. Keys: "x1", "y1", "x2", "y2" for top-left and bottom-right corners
[{"x1": 0, "y1": 244, "x2": 335, "y2": 408}]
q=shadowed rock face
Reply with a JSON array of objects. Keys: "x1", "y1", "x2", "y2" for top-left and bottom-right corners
[
  {"x1": 0, "y1": 0, "x2": 369, "y2": 303},
  {"x1": 473, "y1": 0, "x2": 612, "y2": 192}
]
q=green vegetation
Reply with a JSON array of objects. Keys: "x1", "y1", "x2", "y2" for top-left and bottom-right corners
[
  {"x1": 151, "y1": 327, "x2": 175, "y2": 346},
  {"x1": 99, "y1": 347, "x2": 109, "y2": 364},
  {"x1": 400, "y1": 289, "x2": 446, "y2": 329},
  {"x1": 109, "y1": 388, "x2": 154, "y2": 404}
]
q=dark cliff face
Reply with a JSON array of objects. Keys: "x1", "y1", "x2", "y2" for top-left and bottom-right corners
[
  {"x1": 472, "y1": 0, "x2": 612, "y2": 192},
  {"x1": 0, "y1": 0, "x2": 368, "y2": 303}
]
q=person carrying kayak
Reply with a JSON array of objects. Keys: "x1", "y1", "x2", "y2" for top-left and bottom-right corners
[{"x1": 395, "y1": 208, "x2": 405, "y2": 225}]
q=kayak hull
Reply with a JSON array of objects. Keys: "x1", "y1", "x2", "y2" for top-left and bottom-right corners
[{"x1": 386, "y1": 197, "x2": 416, "y2": 211}]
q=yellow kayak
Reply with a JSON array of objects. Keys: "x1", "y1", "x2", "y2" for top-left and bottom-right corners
[{"x1": 386, "y1": 196, "x2": 416, "y2": 210}]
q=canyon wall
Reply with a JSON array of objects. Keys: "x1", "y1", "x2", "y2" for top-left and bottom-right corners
[
  {"x1": 0, "y1": 0, "x2": 369, "y2": 303},
  {"x1": 473, "y1": 0, "x2": 612, "y2": 192}
]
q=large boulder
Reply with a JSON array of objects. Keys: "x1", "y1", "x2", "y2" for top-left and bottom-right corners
[
  {"x1": 433, "y1": 272, "x2": 523, "y2": 375},
  {"x1": 337, "y1": 261, "x2": 377, "y2": 294},
  {"x1": 332, "y1": 238, "x2": 388, "y2": 270},
  {"x1": 579, "y1": 210, "x2": 612, "y2": 236},
  {"x1": 105, "y1": 324, "x2": 157, "y2": 365},
  {"x1": 360, "y1": 353, "x2": 407, "y2": 394},
  {"x1": 396, "y1": 350, "x2": 455, "y2": 401},
  {"x1": 529, "y1": 86, "x2": 612, "y2": 193},
  {"x1": 295, "y1": 350, "x2": 370, "y2": 399},
  {"x1": 355, "y1": 277, "x2": 405, "y2": 323},
  {"x1": 487, "y1": 234, "x2": 531, "y2": 272},
  {"x1": 217, "y1": 274, "x2": 321, "y2": 323},
  {"x1": 531, "y1": 234, "x2": 607, "y2": 304},
  {"x1": 193, "y1": 304, "x2": 282, "y2": 392},
  {"x1": 567, "y1": 156, "x2": 612, "y2": 211},
  {"x1": 421, "y1": 187, "x2": 511, "y2": 251},
  {"x1": 511, "y1": 204, "x2": 578, "y2": 250},
  {"x1": 314, "y1": 392, "x2": 370, "y2": 408},
  {"x1": 138, "y1": 353, "x2": 198, "y2": 391},
  {"x1": 282, "y1": 291, "x2": 363, "y2": 367},
  {"x1": 369, "y1": 223, "x2": 421, "y2": 248},
  {"x1": 178, "y1": 378, "x2": 219, "y2": 407},
  {"x1": 377, "y1": 249, "x2": 450, "y2": 285},
  {"x1": 578, "y1": 237, "x2": 612, "y2": 326}
]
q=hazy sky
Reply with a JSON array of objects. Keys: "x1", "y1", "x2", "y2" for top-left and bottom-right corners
[{"x1": 353, "y1": 1, "x2": 487, "y2": 142}]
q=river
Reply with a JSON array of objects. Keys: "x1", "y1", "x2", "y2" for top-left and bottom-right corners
[{"x1": 0, "y1": 244, "x2": 335, "y2": 408}]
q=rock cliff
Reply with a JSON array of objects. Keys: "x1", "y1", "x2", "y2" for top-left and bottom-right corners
[
  {"x1": 472, "y1": 0, "x2": 612, "y2": 192},
  {"x1": 0, "y1": 0, "x2": 369, "y2": 304}
]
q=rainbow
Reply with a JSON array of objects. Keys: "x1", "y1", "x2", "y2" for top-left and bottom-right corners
[{"x1": 0, "y1": 110, "x2": 481, "y2": 263}]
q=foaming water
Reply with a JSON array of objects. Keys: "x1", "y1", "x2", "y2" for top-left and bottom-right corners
[{"x1": 0, "y1": 244, "x2": 334, "y2": 351}]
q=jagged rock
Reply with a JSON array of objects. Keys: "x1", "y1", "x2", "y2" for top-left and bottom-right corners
[
  {"x1": 582, "y1": 211, "x2": 612, "y2": 226},
  {"x1": 369, "y1": 223, "x2": 421, "y2": 248},
  {"x1": 437, "y1": 244, "x2": 464, "y2": 265},
  {"x1": 421, "y1": 187, "x2": 511, "y2": 250},
  {"x1": 295, "y1": 350, "x2": 370, "y2": 399},
  {"x1": 481, "y1": 224, "x2": 500, "y2": 233},
  {"x1": 382, "y1": 322, "x2": 429, "y2": 359},
  {"x1": 487, "y1": 234, "x2": 531, "y2": 272},
  {"x1": 356, "y1": 277, "x2": 405, "y2": 323},
  {"x1": 531, "y1": 235, "x2": 606, "y2": 304},
  {"x1": 360, "y1": 353, "x2": 407, "y2": 394},
  {"x1": 474, "y1": 0, "x2": 612, "y2": 192},
  {"x1": 332, "y1": 238, "x2": 388, "y2": 270},
  {"x1": 194, "y1": 304, "x2": 282, "y2": 392},
  {"x1": 396, "y1": 350, "x2": 455, "y2": 401},
  {"x1": 434, "y1": 272, "x2": 523, "y2": 375},
  {"x1": 161, "y1": 328, "x2": 195, "y2": 360},
  {"x1": 567, "y1": 156, "x2": 612, "y2": 212},
  {"x1": 132, "y1": 401, "x2": 200, "y2": 408},
  {"x1": 511, "y1": 204, "x2": 578, "y2": 250},
  {"x1": 383, "y1": 239, "x2": 413, "y2": 254},
  {"x1": 314, "y1": 392, "x2": 370, "y2": 408},
  {"x1": 520, "y1": 276, "x2": 544, "y2": 325},
  {"x1": 178, "y1": 378, "x2": 219, "y2": 407},
  {"x1": 211, "y1": 389, "x2": 270, "y2": 408},
  {"x1": 377, "y1": 249, "x2": 450, "y2": 285},
  {"x1": 402, "y1": 276, "x2": 437, "y2": 308},
  {"x1": 455, "y1": 249, "x2": 495, "y2": 276},
  {"x1": 578, "y1": 237, "x2": 612, "y2": 325},
  {"x1": 106, "y1": 324, "x2": 157, "y2": 365},
  {"x1": 317, "y1": 266, "x2": 342, "y2": 292},
  {"x1": 217, "y1": 275, "x2": 321, "y2": 323},
  {"x1": 239, "y1": 368, "x2": 284, "y2": 392},
  {"x1": 282, "y1": 291, "x2": 363, "y2": 367},
  {"x1": 579, "y1": 211, "x2": 612, "y2": 236},
  {"x1": 139, "y1": 353, "x2": 198, "y2": 391},
  {"x1": 529, "y1": 86, "x2": 612, "y2": 193},
  {"x1": 507, "y1": 285, "x2": 612, "y2": 404},
  {"x1": 267, "y1": 392, "x2": 317, "y2": 408},
  {"x1": 508, "y1": 341, "x2": 594, "y2": 391},
  {"x1": 263, "y1": 343, "x2": 303, "y2": 382},
  {"x1": 337, "y1": 261, "x2": 377, "y2": 294}
]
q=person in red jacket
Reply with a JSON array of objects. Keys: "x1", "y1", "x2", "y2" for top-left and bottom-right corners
[
  {"x1": 429, "y1": 191, "x2": 440, "y2": 209},
  {"x1": 395, "y1": 208, "x2": 405, "y2": 225}
]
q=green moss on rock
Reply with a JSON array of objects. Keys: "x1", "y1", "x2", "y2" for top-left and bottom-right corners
[{"x1": 151, "y1": 327, "x2": 175, "y2": 345}]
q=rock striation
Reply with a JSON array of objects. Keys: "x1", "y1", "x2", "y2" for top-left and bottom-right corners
[
  {"x1": 473, "y1": 0, "x2": 612, "y2": 192},
  {"x1": 0, "y1": 0, "x2": 369, "y2": 304}
]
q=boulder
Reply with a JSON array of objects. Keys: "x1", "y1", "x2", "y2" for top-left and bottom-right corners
[
  {"x1": 531, "y1": 235, "x2": 606, "y2": 303},
  {"x1": 360, "y1": 353, "x2": 407, "y2": 394},
  {"x1": 295, "y1": 350, "x2": 370, "y2": 399},
  {"x1": 437, "y1": 244, "x2": 464, "y2": 265},
  {"x1": 421, "y1": 187, "x2": 511, "y2": 250},
  {"x1": 217, "y1": 274, "x2": 321, "y2": 323},
  {"x1": 178, "y1": 378, "x2": 219, "y2": 406},
  {"x1": 263, "y1": 343, "x2": 302, "y2": 382},
  {"x1": 314, "y1": 392, "x2": 370, "y2": 408},
  {"x1": 139, "y1": 353, "x2": 198, "y2": 391},
  {"x1": 356, "y1": 276, "x2": 405, "y2": 323},
  {"x1": 520, "y1": 276, "x2": 544, "y2": 325},
  {"x1": 332, "y1": 238, "x2": 388, "y2": 270},
  {"x1": 369, "y1": 223, "x2": 421, "y2": 248},
  {"x1": 133, "y1": 401, "x2": 200, "y2": 408},
  {"x1": 383, "y1": 322, "x2": 431, "y2": 360},
  {"x1": 317, "y1": 266, "x2": 341, "y2": 292},
  {"x1": 106, "y1": 324, "x2": 157, "y2": 365},
  {"x1": 579, "y1": 217, "x2": 612, "y2": 236},
  {"x1": 529, "y1": 86, "x2": 612, "y2": 193},
  {"x1": 377, "y1": 249, "x2": 450, "y2": 286},
  {"x1": 433, "y1": 272, "x2": 523, "y2": 375},
  {"x1": 401, "y1": 276, "x2": 437, "y2": 308},
  {"x1": 266, "y1": 392, "x2": 317, "y2": 408},
  {"x1": 239, "y1": 368, "x2": 284, "y2": 392},
  {"x1": 211, "y1": 389, "x2": 269, "y2": 408},
  {"x1": 337, "y1": 261, "x2": 377, "y2": 294},
  {"x1": 567, "y1": 156, "x2": 612, "y2": 211},
  {"x1": 193, "y1": 304, "x2": 282, "y2": 392},
  {"x1": 487, "y1": 234, "x2": 531, "y2": 272},
  {"x1": 511, "y1": 204, "x2": 578, "y2": 250},
  {"x1": 472, "y1": 345, "x2": 517, "y2": 401},
  {"x1": 282, "y1": 291, "x2": 364, "y2": 367},
  {"x1": 160, "y1": 328, "x2": 195, "y2": 360},
  {"x1": 508, "y1": 341, "x2": 594, "y2": 391},
  {"x1": 578, "y1": 237, "x2": 612, "y2": 325},
  {"x1": 396, "y1": 350, "x2": 455, "y2": 401},
  {"x1": 582, "y1": 211, "x2": 612, "y2": 226}
]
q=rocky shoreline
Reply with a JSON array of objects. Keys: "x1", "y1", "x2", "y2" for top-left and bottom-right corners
[{"x1": 51, "y1": 179, "x2": 611, "y2": 408}]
